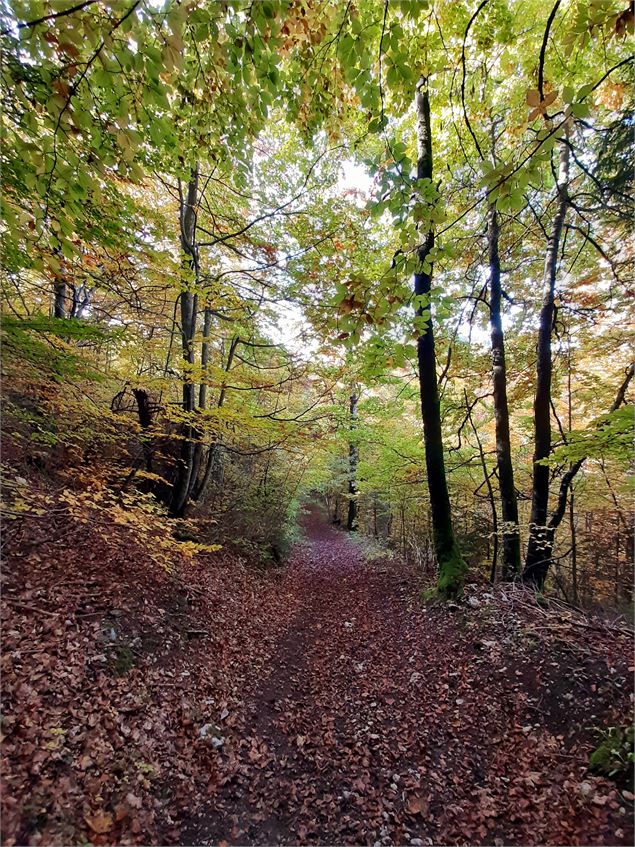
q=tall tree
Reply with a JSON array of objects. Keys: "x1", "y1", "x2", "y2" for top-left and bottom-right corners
[
  {"x1": 524, "y1": 136, "x2": 570, "y2": 586},
  {"x1": 170, "y1": 166, "x2": 200, "y2": 517},
  {"x1": 487, "y1": 203, "x2": 521, "y2": 578},
  {"x1": 414, "y1": 78, "x2": 465, "y2": 599},
  {"x1": 525, "y1": 362, "x2": 634, "y2": 587}
]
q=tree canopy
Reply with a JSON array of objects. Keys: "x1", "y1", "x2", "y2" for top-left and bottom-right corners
[{"x1": 2, "y1": 0, "x2": 633, "y2": 599}]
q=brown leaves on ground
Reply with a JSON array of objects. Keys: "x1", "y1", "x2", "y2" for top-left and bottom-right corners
[
  {"x1": 2, "y1": 505, "x2": 633, "y2": 846},
  {"x1": 84, "y1": 810, "x2": 114, "y2": 835},
  {"x1": 181, "y1": 510, "x2": 634, "y2": 847},
  {"x1": 1, "y1": 495, "x2": 298, "y2": 846},
  {"x1": 405, "y1": 795, "x2": 430, "y2": 818}
]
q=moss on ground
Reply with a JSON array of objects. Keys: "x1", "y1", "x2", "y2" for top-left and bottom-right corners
[{"x1": 589, "y1": 724, "x2": 634, "y2": 784}]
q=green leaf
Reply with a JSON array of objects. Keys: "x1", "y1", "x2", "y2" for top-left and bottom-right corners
[{"x1": 570, "y1": 102, "x2": 591, "y2": 118}]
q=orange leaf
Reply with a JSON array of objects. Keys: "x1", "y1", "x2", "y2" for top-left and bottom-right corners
[
  {"x1": 84, "y1": 811, "x2": 114, "y2": 834},
  {"x1": 526, "y1": 89, "x2": 540, "y2": 107},
  {"x1": 114, "y1": 803, "x2": 129, "y2": 823},
  {"x1": 59, "y1": 41, "x2": 80, "y2": 59},
  {"x1": 339, "y1": 298, "x2": 355, "y2": 314},
  {"x1": 405, "y1": 795, "x2": 429, "y2": 817}
]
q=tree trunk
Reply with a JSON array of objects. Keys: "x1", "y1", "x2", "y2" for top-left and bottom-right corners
[
  {"x1": 465, "y1": 390, "x2": 498, "y2": 582},
  {"x1": 191, "y1": 334, "x2": 239, "y2": 502},
  {"x1": 569, "y1": 491, "x2": 578, "y2": 605},
  {"x1": 332, "y1": 495, "x2": 341, "y2": 526},
  {"x1": 68, "y1": 282, "x2": 93, "y2": 318},
  {"x1": 170, "y1": 165, "x2": 200, "y2": 517},
  {"x1": 53, "y1": 274, "x2": 67, "y2": 318},
  {"x1": 132, "y1": 388, "x2": 154, "y2": 471},
  {"x1": 487, "y1": 204, "x2": 520, "y2": 578},
  {"x1": 346, "y1": 389, "x2": 359, "y2": 532},
  {"x1": 524, "y1": 139, "x2": 570, "y2": 586},
  {"x1": 414, "y1": 78, "x2": 465, "y2": 598},
  {"x1": 524, "y1": 361, "x2": 633, "y2": 586},
  {"x1": 188, "y1": 306, "x2": 213, "y2": 499}
]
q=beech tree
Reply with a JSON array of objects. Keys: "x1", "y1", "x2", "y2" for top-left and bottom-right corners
[{"x1": 413, "y1": 78, "x2": 466, "y2": 597}]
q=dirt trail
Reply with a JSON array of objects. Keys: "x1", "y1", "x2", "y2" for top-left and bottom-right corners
[{"x1": 181, "y1": 507, "x2": 633, "y2": 847}]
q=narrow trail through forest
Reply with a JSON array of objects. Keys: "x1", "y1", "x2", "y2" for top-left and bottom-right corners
[{"x1": 180, "y1": 507, "x2": 632, "y2": 847}]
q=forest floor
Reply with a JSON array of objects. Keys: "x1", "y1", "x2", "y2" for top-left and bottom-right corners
[{"x1": 2, "y1": 502, "x2": 634, "y2": 846}]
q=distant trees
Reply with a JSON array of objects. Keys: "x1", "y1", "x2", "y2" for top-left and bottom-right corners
[
  {"x1": 311, "y1": 1, "x2": 632, "y2": 601},
  {"x1": 346, "y1": 389, "x2": 359, "y2": 532}
]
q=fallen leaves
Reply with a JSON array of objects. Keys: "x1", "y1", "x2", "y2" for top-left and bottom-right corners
[
  {"x1": 405, "y1": 794, "x2": 429, "y2": 817},
  {"x1": 2, "y1": 506, "x2": 633, "y2": 846},
  {"x1": 84, "y1": 811, "x2": 113, "y2": 835},
  {"x1": 1, "y1": 497, "x2": 299, "y2": 846}
]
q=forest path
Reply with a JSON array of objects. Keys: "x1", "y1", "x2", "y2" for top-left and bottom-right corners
[{"x1": 180, "y1": 506, "x2": 631, "y2": 847}]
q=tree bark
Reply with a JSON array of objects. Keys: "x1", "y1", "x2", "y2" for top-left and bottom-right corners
[
  {"x1": 524, "y1": 139, "x2": 570, "y2": 586},
  {"x1": 191, "y1": 334, "x2": 240, "y2": 502},
  {"x1": 188, "y1": 306, "x2": 213, "y2": 499},
  {"x1": 170, "y1": 165, "x2": 200, "y2": 517},
  {"x1": 332, "y1": 495, "x2": 341, "y2": 526},
  {"x1": 524, "y1": 361, "x2": 633, "y2": 586},
  {"x1": 465, "y1": 390, "x2": 498, "y2": 582},
  {"x1": 487, "y1": 204, "x2": 520, "y2": 578},
  {"x1": 346, "y1": 389, "x2": 359, "y2": 532},
  {"x1": 414, "y1": 78, "x2": 465, "y2": 598},
  {"x1": 69, "y1": 283, "x2": 93, "y2": 318},
  {"x1": 132, "y1": 388, "x2": 154, "y2": 471},
  {"x1": 53, "y1": 260, "x2": 67, "y2": 319},
  {"x1": 569, "y1": 491, "x2": 578, "y2": 604},
  {"x1": 198, "y1": 306, "x2": 213, "y2": 410}
]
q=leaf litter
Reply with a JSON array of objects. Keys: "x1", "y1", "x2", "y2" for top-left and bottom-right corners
[{"x1": 2, "y1": 505, "x2": 633, "y2": 845}]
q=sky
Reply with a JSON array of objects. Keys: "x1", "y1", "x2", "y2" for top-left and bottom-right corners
[
  {"x1": 267, "y1": 158, "x2": 505, "y2": 356},
  {"x1": 266, "y1": 159, "x2": 372, "y2": 354},
  {"x1": 339, "y1": 160, "x2": 373, "y2": 194}
]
